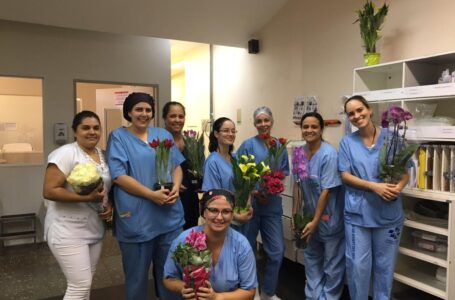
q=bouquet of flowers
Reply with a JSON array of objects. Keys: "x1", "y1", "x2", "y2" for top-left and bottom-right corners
[
  {"x1": 232, "y1": 154, "x2": 270, "y2": 213},
  {"x1": 379, "y1": 106, "x2": 419, "y2": 183},
  {"x1": 67, "y1": 162, "x2": 103, "y2": 195},
  {"x1": 257, "y1": 134, "x2": 289, "y2": 199},
  {"x1": 149, "y1": 138, "x2": 174, "y2": 190},
  {"x1": 259, "y1": 170, "x2": 286, "y2": 195},
  {"x1": 172, "y1": 229, "x2": 212, "y2": 298},
  {"x1": 67, "y1": 162, "x2": 106, "y2": 212},
  {"x1": 259, "y1": 133, "x2": 289, "y2": 170},
  {"x1": 291, "y1": 146, "x2": 311, "y2": 248},
  {"x1": 183, "y1": 130, "x2": 205, "y2": 189}
]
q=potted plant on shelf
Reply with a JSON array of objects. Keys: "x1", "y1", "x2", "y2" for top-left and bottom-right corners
[{"x1": 354, "y1": 0, "x2": 389, "y2": 66}]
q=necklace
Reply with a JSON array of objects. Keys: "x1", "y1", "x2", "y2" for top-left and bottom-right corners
[
  {"x1": 368, "y1": 126, "x2": 377, "y2": 148},
  {"x1": 76, "y1": 143, "x2": 107, "y2": 173}
]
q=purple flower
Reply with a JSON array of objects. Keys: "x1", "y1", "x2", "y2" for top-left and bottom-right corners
[
  {"x1": 292, "y1": 146, "x2": 309, "y2": 181},
  {"x1": 389, "y1": 106, "x2": 405, "y2": 124},
  {"x1": 184, "y1": 130, "x2": 197, "y2": 138}
]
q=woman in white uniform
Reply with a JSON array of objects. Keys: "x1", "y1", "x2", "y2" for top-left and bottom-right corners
[{"x1": 43, "y1": 110, "x2": 112, "y2": 300}]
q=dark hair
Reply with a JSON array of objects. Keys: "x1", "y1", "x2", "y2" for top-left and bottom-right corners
[
  {"x1": 122, "y1": 92, "x2": 155, "y2": 122},
  {"x1": 72, "y1": 111, "x2": 101, "y2": 132},
  {"x1": 344, "y1": 95, "x2": 370, "y2": 113},
  {"x1": 209, "y1": 117, "x2": 234, "y2": 154},
  {"x1": 300, "y1": 112, "x2": 325, "y2": 131},
  {"x1": 162, "y1": 101, "x2": 186, "y2": 119},
  {"x1": 200, "y1": 188, "x2": 235, "y2": 216}
]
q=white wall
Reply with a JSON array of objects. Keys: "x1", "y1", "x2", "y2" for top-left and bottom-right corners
[
  {"x1": 213, "y1": 0, "x2": 455, "y2": 148},
  {"x1": 0, "y1": 20, "x2": 171, "y2": 229}
]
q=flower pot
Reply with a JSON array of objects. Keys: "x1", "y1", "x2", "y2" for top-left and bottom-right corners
[
  {"x1": 294, "y1": 231, "x2": 307, "y2": 249},
  {"x1": 153, "y1": 182, "x2": 173, "y2": 191},
  {"x1": 188, "y1": 174, "x2": 203, "y2": 191},
  {"x1": 364, "y1": 52, "x2": 380, "y2": 66}
]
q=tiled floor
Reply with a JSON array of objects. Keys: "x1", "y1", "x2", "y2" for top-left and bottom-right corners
[{"x1": 1, "y1": 232, "x2": 349, "y2": 300}]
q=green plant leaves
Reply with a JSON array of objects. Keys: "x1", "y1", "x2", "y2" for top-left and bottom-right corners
[{"x1": 354, "y1": 1, "x2": 389, "y2": 53}]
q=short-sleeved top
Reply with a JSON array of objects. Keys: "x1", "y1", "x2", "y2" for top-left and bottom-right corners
[
  {"x1": 338, "y1": 128, "x2": 404, "y2": 228},
  {"x1": 44, "y1": 142, "x2": 112, "y2": 245},
  {"x1": 202, "y1": 152, "x2": 234, "y2": 193},
  {"x1": 164, "y1": 225, "x2": 258, "y2": 293},
  {"x1": 106, "y1": 127, "x2": 185, "y2": 242},
  {"x1": 297, "y1": 142, "x2": 344, "y2": 239},
  {"x1": 237, "y1": 136, "x2": 290, "y2": 215}
]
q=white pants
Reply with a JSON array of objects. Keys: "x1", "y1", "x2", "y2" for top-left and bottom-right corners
[{"x1": 47, "y1": 228, "x2": 103, "y2": 300}]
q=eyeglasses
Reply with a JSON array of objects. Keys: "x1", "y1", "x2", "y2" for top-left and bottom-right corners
[
  {"x1": 218, "y1": 129, "x2": 238, "y2": 134},
  {"x1": 205, "y1": 207, "x2": 233, "y2": 217}
]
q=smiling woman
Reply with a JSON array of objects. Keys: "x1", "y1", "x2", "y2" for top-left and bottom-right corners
[
  {"x1": 163, "y1": 188, "x2": 257, "y2": 300},
  {"x1": 106, "y1": 92, "x2": 185, "y2": 300},
  {"x1": 42, "y1": 110, "x2": 113, "y2": 300}
]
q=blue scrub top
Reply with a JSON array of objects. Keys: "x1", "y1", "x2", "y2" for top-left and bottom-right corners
[
  {"x1": 338, "y1": 128, "x2": 404, "y2": 228},
  {"x1": 202, "y1": 152, "x2": 234, "y2": 192},
  {"x1": 164, "y1": 225, "x2": 258, "y2": 293},
  {"x1": 237, "y1": 136, "x2": 290, "y2": 216},
  {"x1": 298, "y1": 142, "x2": 344, "y2": 239},
  {"x1": 106, "y1": 127, "x2": 185, "y2": 242}
]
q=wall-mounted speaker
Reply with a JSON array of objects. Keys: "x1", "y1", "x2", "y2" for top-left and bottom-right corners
[{"x1": 248, "y1": 39, "x2": 259, "y2": 54}]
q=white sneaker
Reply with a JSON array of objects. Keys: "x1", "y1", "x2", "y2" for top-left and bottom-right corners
[{"x1": 261, "y1": 294, "x2": 281, "y2": 300}]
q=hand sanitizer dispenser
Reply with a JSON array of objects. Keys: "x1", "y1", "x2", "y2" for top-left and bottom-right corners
[{"x1": 54, "y1": 123, "x2": 67, "y2": 145}]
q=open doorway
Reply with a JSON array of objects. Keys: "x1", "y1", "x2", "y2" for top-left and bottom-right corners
[
  {"x1": 171, "y1": 40, "x2": 211, "y2": 134},
  {"x1": 75, "y1": 81, "x2": 158, "y2": 150}
]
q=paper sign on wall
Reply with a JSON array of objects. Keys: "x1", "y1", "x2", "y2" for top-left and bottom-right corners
[{"x1": 292, "y1": 96, "x2": 318, "y2": 124}]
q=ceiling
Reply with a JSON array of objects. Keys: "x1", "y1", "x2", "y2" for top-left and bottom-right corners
[{"x1": 0, "y1": 0, "x2": 288, "y2": 48}]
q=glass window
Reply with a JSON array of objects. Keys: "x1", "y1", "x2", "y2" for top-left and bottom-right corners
[{"x1": 0, "y1": 76, "x2": 43, "y2": 165}]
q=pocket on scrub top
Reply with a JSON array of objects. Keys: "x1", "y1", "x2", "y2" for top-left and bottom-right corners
[
  {"x1": 344, "y1": 191, "x2": 364, "y2": 215},
  {"x1": 380, "y1": 201, "x2": 401, "y2": 220}
]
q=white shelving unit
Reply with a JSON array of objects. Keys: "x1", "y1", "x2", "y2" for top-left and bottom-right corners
[{"x1": 353, "y1": 52, "x2": 455, "y2": 299}]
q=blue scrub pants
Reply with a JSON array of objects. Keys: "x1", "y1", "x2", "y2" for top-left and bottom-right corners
[
  {"x1": 345, "y1": 223, "x2": 402, "y2": 300},
  {"x1": 247, "y1": 214, "x2": 284, "y2": 296},
  {"x1": 118, "y1": 228, "x2": 182, "y2": 300},
  {"x1": 304, "y1": 233, "x2": 345, "y2": 300}
]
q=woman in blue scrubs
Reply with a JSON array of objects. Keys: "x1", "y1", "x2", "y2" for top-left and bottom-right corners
[
  {"x1": 107, "y1": 93, "x2": 184, "y2": 300},
  {"x1": 237, "y1": 107, "x2": 289, "y2": 300},
  {"x1": 163, "y1": 101, "x2": 200, "y2": 229},
  {"x1": 293, "y1": 112, "x2": 345, "y2": 300},
  {"x1": 339, "y1": 95, "x2": 408, "y2": 300},
  {"x1": 202, "y1": 117, "x2": 253, "y2": 232},
  {"x1": 163, "y1": 189, "x2": 257, "y2": 299}
]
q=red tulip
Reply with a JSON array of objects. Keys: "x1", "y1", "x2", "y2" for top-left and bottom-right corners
[
  {"x1": 164, "y1": 139, "x2": 174, "y2": 149},
  {"x1": 259, "y1": 133, "x2": 270, "y2": 140},
  {"x1": 149, "y1": 139, "x2": 159, "y2": 148}
]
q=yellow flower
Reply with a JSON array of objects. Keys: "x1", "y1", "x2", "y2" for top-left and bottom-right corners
[
  {"x1": 261, "y1": 162, "x2": 270, "y2": 173},
  {"x1": 241, "y1": 154, "x2": 249, "y2": 162},
  {"x1": 239, "y1": 163, "x2": 249, "y2": 174},
  {"x1": 249, "y1": 154, "x2": 255, "y2": 160}
]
